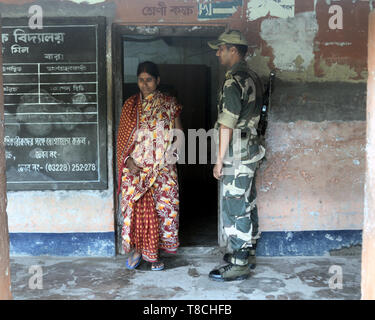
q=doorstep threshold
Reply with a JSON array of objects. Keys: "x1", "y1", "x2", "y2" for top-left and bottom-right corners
[{"x1": 168, "y1": 246, "x2": 222, "y2": 256}]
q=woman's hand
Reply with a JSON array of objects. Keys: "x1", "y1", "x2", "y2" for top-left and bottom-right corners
[{"x1": 126, "y1": 157, "x2": 141, "y2": 175}]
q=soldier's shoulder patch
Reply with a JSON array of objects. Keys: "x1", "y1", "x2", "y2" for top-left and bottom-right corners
[{"x1": 224, "y1": 78, "x2": 237, "y2": 88}]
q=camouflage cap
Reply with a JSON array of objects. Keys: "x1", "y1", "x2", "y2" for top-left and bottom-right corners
[{"x1": 208, "y1": 30, "x2": 248, "y2": 49}]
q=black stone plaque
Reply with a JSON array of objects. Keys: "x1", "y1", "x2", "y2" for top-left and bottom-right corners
[{"x1": 1, "y1": 17, "x2": 107, "y2": 190}]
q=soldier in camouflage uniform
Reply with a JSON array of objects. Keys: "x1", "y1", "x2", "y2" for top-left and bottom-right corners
[{"x1": 208, "y1": 30, "x2": 265, "y2": 281}]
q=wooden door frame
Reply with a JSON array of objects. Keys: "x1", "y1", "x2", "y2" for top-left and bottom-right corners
[{"x1": 111, "y1": 23, "x2": 226, "y2": 254}]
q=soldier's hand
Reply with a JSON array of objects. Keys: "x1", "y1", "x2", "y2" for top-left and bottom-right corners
[{"x1": 213, "y1": 161, "x2": 223, "y2": 180}]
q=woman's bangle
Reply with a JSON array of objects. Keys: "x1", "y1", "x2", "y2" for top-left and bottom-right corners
[
  {"x1": 173, "y1": 151, "x2": 179, "y2": 161},
  {"x1": 124, "y1": 156, "x2": 130, "y2": 166}
]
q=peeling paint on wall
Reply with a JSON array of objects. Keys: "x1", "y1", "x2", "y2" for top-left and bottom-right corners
[
  {"x1": 247, "y1": 0, "x2": 295, "y2": 21},
  {"x1": 248, "y1": 37, "x2": 366, "y2": 82},
  {"x1": 260, "y1": 12, "x2": 318, "y2": 71},
  {"x1": 277, "y1": 58, "x2": 365, "y2": 82}
]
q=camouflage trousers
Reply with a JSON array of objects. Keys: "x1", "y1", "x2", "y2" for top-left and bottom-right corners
[{"x1": 221, "y1": 160, "x2": 261, "y2": 252}]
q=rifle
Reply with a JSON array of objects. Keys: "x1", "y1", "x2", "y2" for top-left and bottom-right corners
[{"x1": 257, "y1": 70, "x2": 276, "y2": 137}]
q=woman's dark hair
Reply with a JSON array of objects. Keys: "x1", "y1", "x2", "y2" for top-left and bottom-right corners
[{"x1": 137, "y1": 61, "x2": 160, "y2": 79}]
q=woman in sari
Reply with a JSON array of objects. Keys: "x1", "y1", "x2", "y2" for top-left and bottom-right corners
[{"x1": 116, "y1": 61, "x2": 183, "y2": 271}]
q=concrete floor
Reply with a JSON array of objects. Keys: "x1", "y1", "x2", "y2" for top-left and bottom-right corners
[{"x1": 9, "y1": 247, "x2": 361, "y2": 300}]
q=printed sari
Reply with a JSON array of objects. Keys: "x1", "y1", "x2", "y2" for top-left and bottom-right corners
[{"x1": 116, "y1": 90, "x2": 181, "y2": 262}]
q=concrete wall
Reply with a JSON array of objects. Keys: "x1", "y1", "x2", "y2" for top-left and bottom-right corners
[{"x1": 0, "y1": 0, "x2": 369, "y2": 256}]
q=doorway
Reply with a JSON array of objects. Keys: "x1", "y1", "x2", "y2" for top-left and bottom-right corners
[{"x1": 112, "y1": 25, "x2": 225, "y2": 253}]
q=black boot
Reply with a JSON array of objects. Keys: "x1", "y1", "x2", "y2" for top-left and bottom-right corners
[
  {"x1": 223, "y1": 245, "x2": 257, "y2": 269},
  {"x1": 209, "y1": 249, "x2": 251, "y2": 282}
]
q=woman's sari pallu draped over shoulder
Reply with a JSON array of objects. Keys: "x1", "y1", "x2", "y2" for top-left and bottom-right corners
[{"x1": 116, "y1": 91, "x2": 182, "y2": 262}]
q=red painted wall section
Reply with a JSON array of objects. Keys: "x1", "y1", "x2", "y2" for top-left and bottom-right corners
[
  {"x1": 314, "y1": 0, "x2": 369, "y2": 80},
  {"x1": 257, "y1": 121, "x2": 365, "y2": 231},
  {"x1": 110, "y1": 0, "x2": 370, "y2": 82}
]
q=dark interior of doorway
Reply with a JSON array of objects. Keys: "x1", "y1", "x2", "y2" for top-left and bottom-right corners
[{"x1": 120, "y1": 35, "x2": 219, "y2": 247}]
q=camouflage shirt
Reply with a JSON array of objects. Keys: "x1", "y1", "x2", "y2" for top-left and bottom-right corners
[{"x1": 215, "y1": 60, "x2": 266, "y2": 164}]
